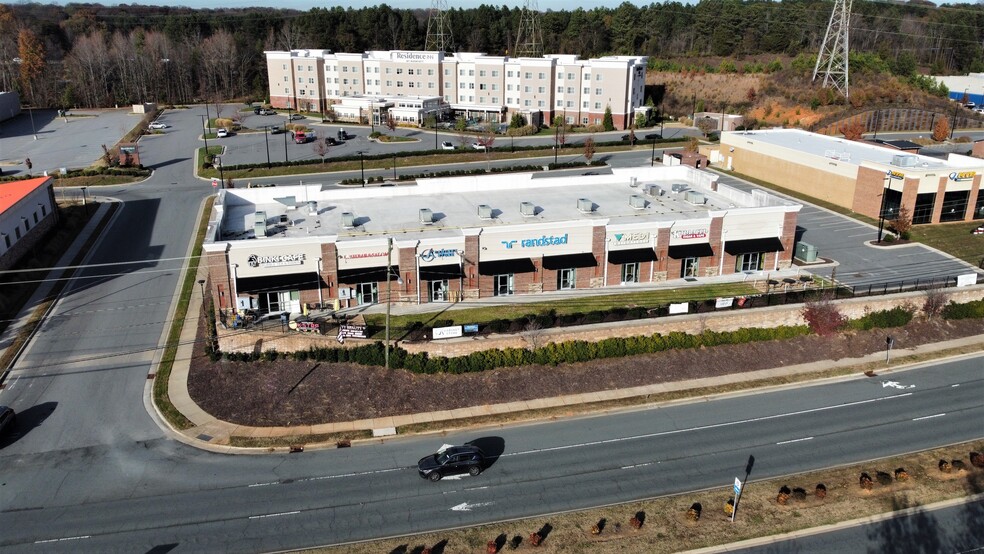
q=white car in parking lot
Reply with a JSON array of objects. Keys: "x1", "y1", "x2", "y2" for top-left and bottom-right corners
[
  {"x1": 216, "y1": 128, "x2": 229, "y2": 138},
  {"x1": 471, "y1": 142, "x2": 487, "y2": 150},
  {"x1": 441, "y1": 141, "x2": 455, "y2": 150},
  {"x1": 148, "y1": 122, "x2": 168, "y2": 129}
]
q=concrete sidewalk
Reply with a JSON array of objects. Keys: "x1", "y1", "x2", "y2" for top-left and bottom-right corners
[{"x1": 162, "y1": 264, "x2": 984, "y2": 453}]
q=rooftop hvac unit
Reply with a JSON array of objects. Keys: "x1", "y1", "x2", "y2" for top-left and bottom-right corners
[
  {"x1": 419, "y1": 208, "x2": 434, "y2": 224},
  {"x1": 644, "y1": 184, "x2": 664, "y2": 197},
  {"x1": 254, "y1": 211, "x2": 267, "y2": 224},
  {"x1": 477, "y1": 204, "x2": 493, "y2": 219},
  {"x1": 629, "y1": 176, "x2": 638, "y2": 188},
  {"x1": 891, "y1": 154, "x2": 918, "y2": 168},
  {"x1": 254, "y1": 222, "x2": 267, "y2": 238},
  {"x1": 520, "y1": 201, "x2": 536, "y2": 216},
  {"x1": 671, "y1": 183, "x2": 688, "y2": 193},
  {"x1": 684, "y1": 191, "x2": 707, "y2": 205},
  {"x1": 307, "y1": 201, "x2": 318, "y2": 215},
  {"x1": 341, "y1": 212, "x2": 355, "y2": 229},
  {"x1": 629, "y1": 195, "x2": 646, "y2": 209},
  {"x1": 577, "y1": 198, "x2": 594, "y2": 213}
]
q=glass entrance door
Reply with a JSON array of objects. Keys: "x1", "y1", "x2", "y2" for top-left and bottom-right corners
[
  {"x1": 682, "y1": 257, "x2": 699, "y2": 278},
  {"x1": 430, "y1": 280, "x2": 449, "y2": 302},
  {"x1": 621, "y1": 262, "x2": 639, "y2": 284},
  {"x1": 494, "y1": 273, "x2": 514, "y2": 296},
  {"x1": 736, "y1": 252, "x2": 762, "y2": 272},
  {"x1": 356, "y1": 282, "x2": 378, "y2": 304},
  {"x1": 557, "y1": 268, "x2": 576, "y2": 290}
]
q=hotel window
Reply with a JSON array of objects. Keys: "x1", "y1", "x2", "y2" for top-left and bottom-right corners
[
  {"x1": 507, "y1": 84, "x2": 513, "y2": 91},
  {"x1": 343, "y1": 78, "x2": 348, "y2": 84},
  {"x1": 343, "y1": 66, "x2": 348, "y2": 72},
  {"x1": 409, "y1": 81, "x2": 414, "y2": 87},
  {"x1": 538, "y1": 86, "x2": 545, "y2": 93},
  {"x1": 298, "y1": 77, "x2": 303, "y2": 83},
  {"x1": 445, "y1": 82, "x2": 450, "y2": 89},
  {"x1": 479, "y1": 70, "x2": 486, "y2": 77},
  {"x1": 557, "y1": 71, "x2": 563, "y2": 79},
  {"x1": 428, "y1": 69, "x2": 434, "y2": 75},
  {"x1": 469, "y1": 96, "x2": 473, "y2": 102},
  {"x1": 397, "y1": 81, "x2": 403, "y2": 87},
  {"x1": 460, "y1": 83, "x2": 465, "y2": 89},
  {"x1": 584, "y1": 73, "x2": 590, "y2": 80},
  {"x1": 594, "y1": 102, "x2": 601, "y2": 109},
  {"x1": 468, "y1": 69, "x2": 474, "y2": 76},
  {"x1": 567, "y1": 73, "x2": 574, "y2": 80},
  {"x1": 479, "y1": 83, "x2": 486, "y2": 90},
  {"x1": 596, "y1": 74, "x2": 602, "y2": 80},
  {"x1": 460, "y1": 69, "x2": 465, "y2": 75},
  {"x1": 459, "y1": 95, "x2": 465, "y2": 102},
  {"x1": 397, "y1": 68, "x2": 403, "y2": 74},
  {"x1": 374, "y1": 67, "x2": 379, "y2": 73},
  {"x1": 567, "y1": 87, "x2": 574, "y2": 94},
  {"x1": 284, "y1": 88, "x2": 290, "y2": 94},
  {"x1": 524, "y1": 86, "x2": 530, "y2": 92},
  {"x1": 282, "y1": 64, "x2": 287, "y2": 70},
  {"x1": 566, "y1": 101, "x2": 573, "y2": 107},
  {"x1": 386, "y1": 80, "x2": 392, "y2": 86},
  {"x1": 557, "y1": 86, "x2": 563, "y2": 93},
  {"x1": 507, "y1": 70, "x2": 514, "y2": 77},
  {"x1": 428, "y1": 82, "x2": 434, "y2": 88},
  {"x1": 308, "y1": 78, "x2": 314, "y2": 83},
  {"x1": 479, "y1": 97, "x2": 485, "y2": 104},
  {"x1": 524, "y1": 72, "x2": 532, "y2": 79},
  {"x1": 386, "y1": 68, "x2": 391, "y2": 74},
  {"x1": 353, "y1": 79, "x2": 359, "y2": 84},
  {"x1": 507, "y1": 97, "x2": 512, "y2": 104},
  {"x1": 524, "y1": 99, "x2": 531, "y2": 106},
  {"x1": 583, "y1": 87, "x2": 589, "y2": 94},
  {"x1": 445, "y1": 68, "x2": 450, "y2": 75},
  {"x1": 595, "y1": 88, "x2": 602, "y2": 95},
  {"x1": 492, "y1": 97, "x2": 498, "y2": 103},
  {"x1": 469, "y1": 83, "x2": 475, "y2": 89},
  {"x1": 283, "y1": 76, "x2": 288, "y2": 82},
  {"x1": 582, "y1": 101, "x2": 589, "y2": 108},
  {"x1": 556, "y1": 100, "x2": 562, "y2": 107},
  {"x1": 307, "y1": 65, "x2": 312, "y2": 71},
  {"x1": 537, "y1": 100, "x2": 545, "y2": 107},
  {"x1": 536, "y1": 72, "x2": 544, "y2": 79},
  {"x1": 491, "y1": 84, "x2": 498, "y2": 90},
  {"x1": 582, "y1": 117, "x2": 588, "y2": 124},
  {"x1": 492, "y1": 70, "x2": 499, "y2": 77}
]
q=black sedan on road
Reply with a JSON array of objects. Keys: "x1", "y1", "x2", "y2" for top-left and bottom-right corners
[{"x1": 417, "y1": 444, "x2": 486, "y2": 481}]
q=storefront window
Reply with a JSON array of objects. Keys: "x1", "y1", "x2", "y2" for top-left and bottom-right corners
[
  {"x1": 736, "y1": 252, "x2": 763, "y2": 272},
  {"x1": 430, "y1": 280, "x2": 448, "y2": 302},
  {"x1": 939, "y1": 190, "x2": 969, "y2": 222},
  {"x1": 621, "y1": 263, "x2": 639, "y2": 284},
  {"x1": 494, "y1": 274, "x2": 514, "y2": 296},
  {"x1": 682, "y1": 257, "x2": 699, "y2": 278},
  {"x1": 557, "y1": 268, "x2": 576, "y2": 290},
  {"x1": 356, "y1": 282, "x2": 378, "y2": 304},
  {"x1": 912, "y1": 193, "x2": 936, "y2": 225},
  {"x1": 974, "y1": 193, "x2": 984, "y2": 220}
]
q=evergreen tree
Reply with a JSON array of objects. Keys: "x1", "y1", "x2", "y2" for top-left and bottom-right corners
[{"x1": 603, "y1": 106, "x2": 614, "y2": 131}]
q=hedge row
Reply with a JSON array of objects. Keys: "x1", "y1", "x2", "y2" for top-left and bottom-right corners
[
  {"x1": 846, "y1": 306, "x2": 915, "y2": 331},
  {"x1": 942, "y1": 299, "x2": 984, "y2": 320},
  {"x1": 220, "y1": 326, "x2": 810, "y2": 373}
]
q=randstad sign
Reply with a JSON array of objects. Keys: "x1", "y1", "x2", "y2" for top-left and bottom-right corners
[
  {"x1": 501, "y1": 234, "x2": 568, "y2": 249},
  {"x1": 949, "y1": 171, "x2": 976, "y2": 182}
]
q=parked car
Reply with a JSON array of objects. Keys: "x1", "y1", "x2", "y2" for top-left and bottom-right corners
[
  {"x1": 289, "y1": 113, "x2": 305, "y2": 120},
  {"x1": 148, "y1": 122, "x2": 168, "y2": 130},
  {"x1": 0, "y1": 406, "x2": 15, "y2": 437},
  {"x1": 644, "y1": 133, "x2": 662, "y2": 140},
  {"x1": 253, "y1": 106, "x2": 262, "y2": 115},
  {"x1": 417, "y1": 444, "x2": 485, "y2": 481},
  {"x1": 268, "y1": 125, "x2": 285, "y2": 135},
  {"x1": 260, "y1": 109, "x2": 276, "y2": 116},
  {"x1": 441, "y1": 141, "x2": 455, "y2": 150},
  {"x1": 216, "y1": 128, "x2": 229, "y2": 138},
  {"x1": 471, "y1": 142, "x2": 487, "y2": 150}
]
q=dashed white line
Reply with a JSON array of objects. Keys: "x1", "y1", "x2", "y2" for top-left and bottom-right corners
[
  {"x1": 776, "y1": 436, "x2": 814, "y2": 445},
  {"x1": 952, "y1": 384, "x2": 961, "y2": 387},
  {"x1": 248, "y1": 482, "x2": 278, "y2": 488},
  {"x1": 621, "y1": 462, "x2": 656, "y2": 470},
  {"x1": 35, "y1": 536, "x2": 90, "y2": 544},
  {"x1": 912, "y1": 413, "x2": 945, "y2": 421},
  {"x1": 248, "y1": 510, "x2": 300, "y2": 520}
]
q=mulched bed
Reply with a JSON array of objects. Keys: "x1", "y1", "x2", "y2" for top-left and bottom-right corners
[{"x1": 186, "y1": 318, "x2": 983, "y2": 427}]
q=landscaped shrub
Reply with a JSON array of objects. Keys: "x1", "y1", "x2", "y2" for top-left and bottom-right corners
[
  {"x1": 942, "y1": 299, "x2": 984, "y2": 320},
  {"x1": 847, "y1": 306, "x2": 914, "y2": 330},
  {"x1": 802, "y1": 298, "x2": 846, "y2": 336}
]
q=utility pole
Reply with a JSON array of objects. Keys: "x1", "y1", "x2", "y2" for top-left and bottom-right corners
[{"x1": 264, "y1": 126, "x2": 271, "y2": 168}]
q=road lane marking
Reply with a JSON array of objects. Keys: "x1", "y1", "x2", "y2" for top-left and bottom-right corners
[
  {"x1": 501, "y1": 393, "x2": 914, "y2": 458},
  {"x1": 450, "y1": 501, "x2": 494, "y2": 511},
  {"x1": 248, "y1": 482, "x2": 278, "y2": 487},
  {"x1": 621, "y1": 462, "x2": 655, "y2": 470},
  {"x1": 776, "y1": 437, "x2": 814, "y2": 445},
  {"x1": 35, "y1": 536, "x2": 90, "y2": 544},
  {"x1": 248, "y1": 511, "x2": 300, "y2": 520},
  {"x1": 912, "y1": 413, "x2": 945, "y2": 421}
]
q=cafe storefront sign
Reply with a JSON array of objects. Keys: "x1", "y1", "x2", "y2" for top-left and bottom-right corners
[
  {"x1": 232, "y1": 243, "x2": 322, "y2": 277},
  {"x1": 248, "y1": 253, "x2": 305, "y2": 268}
]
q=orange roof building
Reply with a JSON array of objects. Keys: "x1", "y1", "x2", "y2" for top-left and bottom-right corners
[{"x1": 0, "y1": 176, "x2": 59, "y2": 271}]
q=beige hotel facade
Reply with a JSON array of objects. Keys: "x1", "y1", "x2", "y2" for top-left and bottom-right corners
[{"x1": 264, "y1": 49, "x2": 647, "y2": 130}]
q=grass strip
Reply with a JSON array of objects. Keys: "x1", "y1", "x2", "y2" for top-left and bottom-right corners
[
  {"x1": 229, "y1": 430, "x2": 373, "y2": 449},
  {"x1": 152, "y1": 196, "x2": 214, "y2": 430}
]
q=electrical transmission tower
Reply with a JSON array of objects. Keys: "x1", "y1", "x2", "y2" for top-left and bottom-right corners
[
  {"x1": 514, "y1": 0, "x2": 543, "y2": 58},
  {"x1": 425, "y1": 0, "x2": 453, "y2": 53},
  {"x1": 812, "y1": 0, "x2": 852, "y2": 98}
]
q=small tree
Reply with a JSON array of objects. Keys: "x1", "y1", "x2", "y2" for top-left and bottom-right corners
[
  {"x1": 635, "y1": 112, "x2": 647, "y2": 129},
  {"x1": 510, "y1": 112, "x2": 526, "y2": 128},
  {"x1": 312, "y1": 136, "x2": 330, "y2": 164},
  {"x1": 602, "y1": 105, "x2": 614, "y2": 131},
  {"x1": 324, "y1": 105, "x2": 337, "y2": 122},
  {"x1": 922, "y1": 287, "x2": 947, "y2": 319},
  {"x1": 424, "y1": 114, "x2": 436, "y2": 129},
  {"x1": 746, "y1": 87, "x2": 757, "y2": 103},
  {"x1": 802, "y1": 297, "x2": 846, "y2": 336},
  {"x1": 932, "y1": 117, "x2": 950, "y2": 142},
  {"x1": 521, "y1": 317, "x2": 547, "y2": 351},
  {"x1": 684, "y1": 136, "x2": 700, "y2": 153},
  {"x1": 386, "y1": 113, "x2": 396, "y2": 133},
  {"x1": 696, "y1": 117, "x2": 716, "y2": 138},
  {"x1": 477, "y1": 122, "x2": 497, "y2": 170},
  {"x1": 839, "y1": 118, "x2": 866, "y2": 141},
  {"x1": 583, "y1": 137, "x2": 596, "y2": 162},
  {"x1": 454, "y1": 116, "x2": 467, "y2": 132},
  {"x1": 888, "y1": 205, "x2": 913, "y2": 239}
]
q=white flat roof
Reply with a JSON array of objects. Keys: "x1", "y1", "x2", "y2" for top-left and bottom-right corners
[
  {"x1": 209, "y1": 167, "x2": 799, "y2": 244},
  {"x1": 723, "y1": 128, "x2": 955, "y2": 170}
]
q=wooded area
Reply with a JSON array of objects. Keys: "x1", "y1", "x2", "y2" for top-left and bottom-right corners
[{"x1": 0, "y1": 1, "x2": 981, "y2": 109}]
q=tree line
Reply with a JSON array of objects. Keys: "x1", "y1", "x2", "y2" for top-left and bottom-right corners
[{"x1": 0, "y1": 1, "x2": 981, "y2": 109}]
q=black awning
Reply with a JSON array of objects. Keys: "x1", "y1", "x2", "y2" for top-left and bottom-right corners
[
  {"x1": 337, "y1": 265, "x2": 400, "y2": 283},
  {"x1": 237, "y1": 273, "x2": 326, "y2": 293},
  {"x1": 542, "y1": 252, "x2": 598, "y2": 270},
  {"x1": 725, "y1": 237, "x2": 784, "y2": 255},
  {"x1": 478, "y1": 258, "x2": 535, "y2": 275},
  {"x1": 419, "y1": 263, "x2": 463, "y2": 280},
  {"x1": 667, "y1": 242, "x2": 714, "y2": 259},
  {"x1": 607, "y1": 248, "x2": 657, "y2": 265}
]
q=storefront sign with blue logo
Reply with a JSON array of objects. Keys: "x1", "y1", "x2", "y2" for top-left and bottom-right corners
[
  {"x1": 501, "y1": 233, "x2": 568, "y2": 249},
  {"x1": 419, "y1": 248, "x2": 458, "y2": 262},
  {"x1": 949, "y1": 171, "x2": 976, "y2": 182}
]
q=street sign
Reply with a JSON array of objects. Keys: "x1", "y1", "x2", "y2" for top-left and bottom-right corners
[
  {"x1": 211, "y1": 178, "x2": 218, "y2": 188},
  {"x1": 732, "y1": 477, "x2": 743, "y2": 522}
]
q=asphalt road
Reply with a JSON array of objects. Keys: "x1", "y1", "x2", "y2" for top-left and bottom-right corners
[{"x1": 1, "y1": 107, "x2": 983, "y2": 553}]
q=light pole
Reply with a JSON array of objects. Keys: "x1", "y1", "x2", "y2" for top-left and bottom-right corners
[
  {"x1": 198, "y1": 278, "x2": 206, "y2": 311},
  {"x1": 215, "y1": 155, "x2": 225, "y2": 189},
  {"x1": 283, "y1": 124, "x2": 289, "y2": 162},
  {"x1": 392, "y1": 153, "x2": 397, "y2": 180},
  {"x1": 28, "y1": 106, "x2": 37, "y2": 140},
  {"x1": 204, "y1": 104, "x2": 212, "y2": 134},
  {"x1": 358, "y1": 151, "x2": 365, "y2": 186},
  {"x1": 263, "y1": 125, "x2": 271, "y2": 168},
  {"x1": 201, "y1": 115, "x2": 210, "y2": 167},
  {"x1": 659, "y1": 101, "x2": 665, "y2": 137},
  {"x1": 950, "y1": 101, "x2": 958, "y2": 140},
  {"x1": 651, "y1": 136, "x2": 657, "y2": 166},
  {"x1": 384, "y1": 237, "x2": 404, "y2": 371}
]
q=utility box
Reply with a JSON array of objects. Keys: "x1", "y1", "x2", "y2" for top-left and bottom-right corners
[{"x1": 795, "y1": 241, "x2": 818, "y2": 262}]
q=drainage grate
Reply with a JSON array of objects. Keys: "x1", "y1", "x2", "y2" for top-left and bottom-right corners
[
  {"x1": 146, "y1": 373, "x2": 155, "y2": 379},
  {"x1": 196, "y1": 434, "x2": 213, "y2": 442}
]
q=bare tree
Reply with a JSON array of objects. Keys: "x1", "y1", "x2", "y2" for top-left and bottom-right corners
[
  {"x1": 386, "y1": 113, "x2": 396, "y2": 133},
  {"x1": 312, "y1": 136, "x2": 330, "y2": 164},
  {"x1": 521, "y1": 317, "x2": 547, "y2": 351},
  {"x1": 477, "y1": 121, "x2": 497, "y2": 170},
  {"x1": 922, "y1": 287, "x2": 947, "y2": 319}
]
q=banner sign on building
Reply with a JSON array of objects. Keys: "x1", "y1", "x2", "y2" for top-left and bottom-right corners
[
  {"x1": 956, "y1": 273, "x2": 978, "y2": 287},
  {"x1": 715, "y1": 297, "x2": 735, "y2": 308},
  {"x1": 669, "y1": 302, "x2": 689, "y2": 315},
  {"x1": 433, "y1": 325, "x2": 464, "y2": 339}
]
